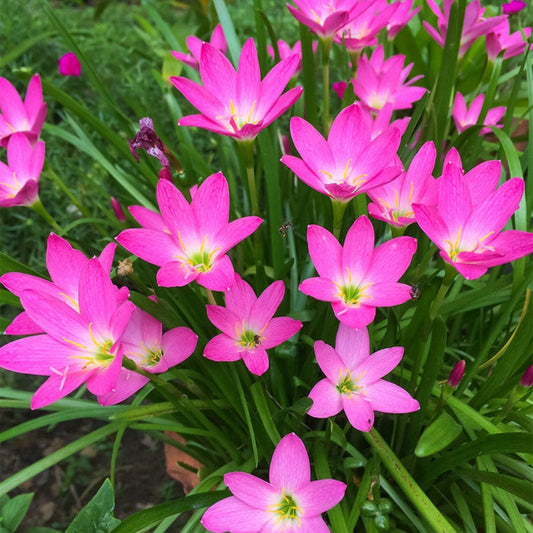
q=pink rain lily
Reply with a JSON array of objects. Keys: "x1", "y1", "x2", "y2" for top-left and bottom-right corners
[
  {"x1": 452, "y1": 92, "x2": 505, "y2": 135},
  {"x1": 171, "y1": 23, "x2": 227, "y2": 70},
  {"x1": 0, "y1": 74, "x2": 47, "y2": 147},
  {"x1": 116, "y1": 172, "x2": 262, "y2": 291},
  {"x1": 204, "y1": 274, "x2": 302, "y2": 375},
  {"x1": 0, "y1": 259, "x2": 135, "y2": 409},
  {"x1": 367, "y1": 141, "x2": 438, "y2": 228},
  {"x1": 503, "y1": 0, "x2": 527, "y2": 14},
  {"x1": 413, "y1": 159, "x2": 533, "y2": 280},
  {"x1": 299, "y1": 216, "x2": 417, "y2": 329},
  {"x1": 98, "y1": 304, "x2": 197, "y2": 405},
  {"x1": 1, "y1": 233, "x2": 126, "y2": 335},
  {"x1": 266, "y1": 39, "x2": 317, "y2": 78},
  {"x1": 423, "y1": 0, "x2": 506, "y2": 57},
  {"x1": 281, "y1": 104, "x2": 403, "y2": 203},
  {"x1": 351, "y1": 45, "x2": 426, "y2": 112},
  {"x1": 58, "y1": 52, "x2": 81, "y2": 77},
  {"x1": 0, "y1": 132, "x2": 45, "y2": 207},
  {"x1": 286, "y1": 0, "x2": 365, "y2": 39},
  {"x1": 387, "y1": 0, "x2": 421, "y2": 40},
  {"x1": 202, "y1": 433, "x2": 346, "y2": 532},
  {"x1": 171, "y1": 39, "x2": 302, "y2": 141},
  {"x1": 486, "y1": 19, "x2": 532, "y2": 61},
  {"x1": 335, "y1": 0, "x2": 395, "y2": 53},
  {"x1": 308, "y1": 324, "x2": 419, "y2": 431}
]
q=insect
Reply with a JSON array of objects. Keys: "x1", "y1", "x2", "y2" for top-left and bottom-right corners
[
  {"x1": 279, "y1": 220, "x2": 293, "y2": 238},
  {"x1": 409, "y1": 285, "x2": 420, "y2": 300},
  {"x1": 252, "y1": 334, "x2": 262, "y2": 347}
]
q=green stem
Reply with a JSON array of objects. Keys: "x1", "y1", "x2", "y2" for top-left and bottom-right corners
[
  {"x1": 364, "y1": 428, "x2": 456, "y2": 533},
  {"x1": 321, "y1": 37, "x2": 333, "y2": 135},
  {"x1": 331, "y1": 200, "x2": 349, "y2": 240},
  {"x1": 30, "y1": 199, "x2": 63, "y2": 234},
  {"x1": 429, "y1": 264, "x2": 457, "y2": 320},
  {"x1": 239, "y1": 140, "x2": 259, "y2": 216},
  {"x1": 206, "y1": 289, "x2": 217, "y2": 306}
]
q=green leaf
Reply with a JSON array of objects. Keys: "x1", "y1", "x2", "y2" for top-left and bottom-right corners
[
  {"x1": 65, "y1": 479, "x2": 119, "y2": 533},
  {"x1": 415, "y1": 411, "x2": 463, "y2": 457},
  {"x1": 112, "y1": 492, "x2": 229, "y2": 532},
  {"x1": 1, "y1": 493, "x2": 34, "y2": 533},
  {"x1": 459, "y1": 469, "x2": 533, "y2": 501}
]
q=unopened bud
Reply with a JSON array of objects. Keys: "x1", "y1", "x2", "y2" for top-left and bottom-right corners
[
  {"x1": 448, "y1": 360, "x2": 465, "y2": 388},
  {"x1": 110, "y1": 197, "x2": 126, "y2": 222},
  {"x1": 159, "y1": 167, "x2": 173, "y2": 182},
  {"x1": 519, "y1": 365, "x2": 533, "y2": 388}
]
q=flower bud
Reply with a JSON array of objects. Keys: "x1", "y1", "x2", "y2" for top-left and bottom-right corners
[
  {"x1": 519, "y1": 365, "x2": 533, "y2": 388},
  {"x1": 448, "y1": 360, "x2": 466, "y2": 388},
  {"x1": 58, "y1": 52, "x2": 81, "y2": 77},
  {"x1": 110, "y1": 197, "x2": 126, "y2": 222}
]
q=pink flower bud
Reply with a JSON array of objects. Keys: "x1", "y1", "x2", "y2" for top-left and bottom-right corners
[
  {"x1": 158, "y1": 167, "x2": 173, "y2": 182},
  {"x1": 333, "y1": 81, "x2": 348, "y2": 100},
  {"x1": 110, "y1": 197, "x2": 126, "y2": 222},
  {"x1": 448, "y1": 360, "x2": 466, "y2": 388},
  {"x1": 503, "y1": 0, "x2": 527, "y2": 14},
  {"x1": 58, "y1": 52, "x2": 81, "y2": 77},
  {"x1": 519, "y1": 365, "x2": 533, "y2": 388}
]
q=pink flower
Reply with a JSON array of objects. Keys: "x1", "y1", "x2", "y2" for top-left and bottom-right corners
[
  {"x1": 204, "y1": 274, "x2": 302, "y2": 375},
  {"x1": 486, "y1": 19, "x2": 532, "y2": 61},
  {"x1": 413, "y1": 159, "x2": 533, "y2": 280},
  {"x1": 335, "y1": 0, "x2": 396, "y2": 53},
  {"x1": 299, "y1": 216, "x2": 417, "y2": 329},
  {"x1": 423, "y1": 0, "x2": 506, "y2": 57},
  {"x1": 111, "y1": 197, "x2": 126, "y2": 222},
  {"x1": 98, "y1": 304, "x2": 197, "y2": 405},
  {"x1": 171, "y1": 39, "x2": 302, "y2": 141},
  {"x1": 281, "y1": 104, "x2": 403, "y2": 203},
  {"x1": 0, "y1": 133, "x2": 45, "y2": 207},
  {"x1": 352, "y1": 45, "x2": 426, "y2": 111},
  {"x1": 452, "y1": 92, "x2": 505, "y2": 135},
  {"x1": 0, "y1": 258, "x2": 135, "y2": 409},
  {"x1": 202, "y1": 433, "x2": 346, "y2": 532},
  {"x1": 116, "y1": 172, "x2": 262, "y2": 291},
  {"x1": 387, "y1": 0, "x2": 421, "y2": 40},
  {"x1": 0, "y1": 74, "x2": 47, "y2": 147},
  {"x1": 502, "y1": 1, "x2": 527, "y2": 14},
  {"x1": 266, "y1": 39, "x2": 317, "y2": 77},
  {"x1": 171, "y1": 24, "x2": 227, "y2": 70},
  {"x1": 1, "y1": 233, "x2": 126, "y2": 335},
  {"x1": 308, "y1": 324, "x2": 419, "y2": 431},
  {"x1": 367, "y1": 141, "x2": 438, "y2": 227},
  {"x1": 58, "y1": 52, "x2": 81, "y2": 77},
  {"x1": 286, "y1": 0, "x2": 364, "y2": 39}
]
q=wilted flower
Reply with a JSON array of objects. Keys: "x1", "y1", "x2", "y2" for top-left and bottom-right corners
[
  {"x1": 128, "y1": 117, "x2": 169, "y2": 167},
  {"x1": 202, "y1": 433, "x2": 346, "y2": 532},
  {"x1": 0, "y1": 74, "x2": 47, "y2": 147},
  {"x1": 308, "y1": 324, "x2": 419, "y2": 431},
  {"x1": 58, "y1": 52, "x2": 81, "y2": 77},
  {"x1": 204, "y1": 274, "x2": 302, "y2": 375}
]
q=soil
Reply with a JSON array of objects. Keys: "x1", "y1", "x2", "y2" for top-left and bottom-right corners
[{"x1": 0, "y1": 409, "x2": 186, "y2": 531}]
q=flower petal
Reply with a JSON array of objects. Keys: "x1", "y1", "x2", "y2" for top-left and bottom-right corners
[
  {"x1": 241, "y1": 346, "x2": 270, "y2": 375},
  {"x1": 307, "y1": 225, "x2": 343, "y2": 280},
  {"x1": 297, "y1": 479, "x2": 346, "y2": 516},
  {"x1": 307, "y1": 379, "x2": 343, "y2": 418},
  {"x1": 365, "y1": 380, "x2": 420, "y2": 414},
  {"x1": 261, "y1": 317, "x2": 302, "y2": 349},
  {"x1": 356, "y1": 347, "x2": 404, "y2": 384},
  {"x1": 201, "y1": 497, "x2": 270, "y2": 533},
  {"x1": 249, "y1": 280, "x2": 285, "y2": 329},
  {"x1": 269, "y1": 433, "x2": 310, "y2": 491},
  {"x1": 343, "y1": 395, "x2": 375, "y2": 431},
  {"x1": 334, "y1": 323, "x2": 370, "y2": 369},
  {"x1": 224, "y1": 472, "x2": 277, "y2": 509},
  {"x1": 204, "y1": 334, "x2": 241, "y2": 362}
]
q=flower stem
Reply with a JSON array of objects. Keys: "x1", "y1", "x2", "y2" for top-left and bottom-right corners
[
  {"x1": 321, "y1": 37, "x2": 333, "y2": 135},
  {"x1": 206, "y1": 289, "x2": 217, "y2": 306},
  {"x1": 364, "y1": 428, "x2": 456, "y2": 533},
  {"x1": 30, "y1": 199, "x2": 63, "y2": 234},
  {"x1": 429, "y1": 264, "x2": 457, "y2": 320},
  {"x1": 331, "y1": 200, "x2": 348, "y2": 240},
  {"x1": 239, "y1": 140, "x2": 259, "y2": 216}
]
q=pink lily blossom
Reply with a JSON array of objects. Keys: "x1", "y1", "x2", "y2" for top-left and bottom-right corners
[
  {"x1": 502, "y1": 0, "x2": 527, "y2": 14},
  {"x1": 413, "y1": 159, "x2": 533, "y2": 280},
  {"x1": 486, "y1": 19, "x2": 532, "y2": 61},
  {"x1": 1, "y1": 233, "x2": 126, "y2": 335},
  {"x1": 58, "y1": 52, "x2": 81, "y2": 77},
  {"x1": 387, "y1": 0, "x2": 421, "y2": 40},
  {"x1": 286, "y1": 0, "x2": 366, "y2": 39},
  {"x1": 281, "y1": 104, "x2": 403, "y2": 203},
  {"x1": 367, "y1": 141, "x2": 438, "y2": 228},
  {"x1": 116, "y1": 172, "x2": 262, "y2": 291},
  {"x1": 266, "y1": 39, "x2": 317, "y2": 77},
  {"x1": 202, "y1": 433, "x2": 346, "y2": 532},
  {"x1": 351, "y1": 45, "x2": 426, "y2": 112},
  {"x1": 171, "y1": 39, "x2": 302, "y2": 141},
  {"x1": 171, "y1": 23, "x2": 227, "y2": 70},
  {"x1": 0, "y1": 258, "x2": 135, "y2": 409},
  {"x1": 452, "y1": 92, "x2": 505, "y2": 135},
  {"x1": 0, "y1": 74, "x2": 47, "y2": 147},
  {"x1": 299, "y1": 216, "x2": 417, "y2": 329},
  {"x1": 0, "y1": 132, "x2": 45, "y2": 207},
  {"x1": 98, "y1": 304, "x2": 197, "y2": 405},
  {"x1": 204, "y1": 274, "x2": 302, "y2": 375},
  {"x1": 308, "y1": 324, "x2": 419, "y2": 431},
  {"x1": 423, "y1": 0, "x2": 506, "y2": 57}
]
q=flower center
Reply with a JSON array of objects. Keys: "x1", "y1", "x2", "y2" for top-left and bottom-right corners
[
  {"x1": 228, "y1": 99, "x2": 259, "y2": 130},
  {"x1": 177, "y1": 233, "x2": 219, "y2": 274},
  {"x1": 336, "y1": 369, "x2": 363, "y2": 398},
  {"x1": 235, "y1": 319, "x2": 267, "y2": 350},
  {"x1": 268, "y1": 489, "x2": 304, "y2": 526},
  {"x1": 319, "y1": 160, "x2": 368, "y2": 189},
  {"x1": 64, "y1": 322, "x2": 115, "y2": 369}
]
